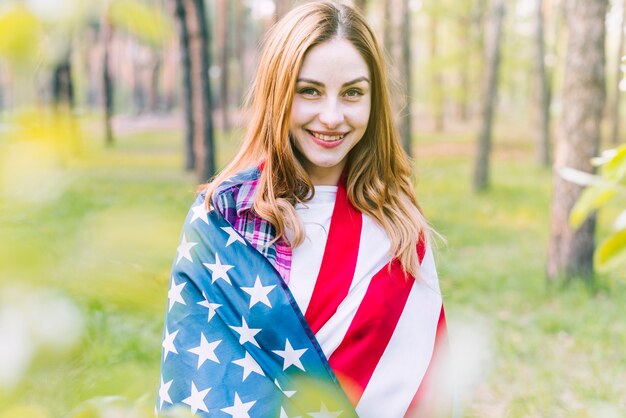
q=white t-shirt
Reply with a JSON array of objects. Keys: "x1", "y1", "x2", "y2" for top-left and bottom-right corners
[{"x1": 288, "y1": 185, "x2": 337, "y2": 315}]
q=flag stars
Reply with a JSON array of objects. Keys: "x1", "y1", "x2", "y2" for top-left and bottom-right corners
[
  {"x1": 308, "y1": 403, "x2": 342, "y2": 418},
  {"x1": 162, "y1": 327, "x2": 179, "y2": 361},
  {"x1": 167, "y1": 276, "x2": 186, "y2": 311},
  {"x1": 198, "y1": 292, "x2": 222, "y2": 322},
  {"x1": 158, "y1": 376, "x2": 173, "y2": 409},
  {"x1": 241, "y1": 276, "x2": 276, "y2": 308},
  {"x1": 221, "y1": 393, "x2": 256, "y2": 418},
  {"x1": 221, "y1": 226, "x2": 247, "y2": 247},
  {"x1": 190, "y1": 203, "x2": 210, "y2": 225},
  {"x1": 230, "y1": 316, "x2": 262, "y2": 348},
  {"x1": 204, "y1": 253, "x2": 234, "y2": 285},
  {"x1": 232, "y1": 351, "x2": 265, "y2": 381},
  {"x1": 187, "y1": 333, "x2": 222, "y2": 368},
  {"x1": 273, "y1": 339, "x2": 307, "y2": 371},
  {"x1": 182, "y1": 381, "x2": 211, "y2": 415},
  {"x1": 274, "y1": 379, "x2": 296, "y2": 398},
  {"x1": 176, "y1": 233, "x2": 198, "y2": 264}
]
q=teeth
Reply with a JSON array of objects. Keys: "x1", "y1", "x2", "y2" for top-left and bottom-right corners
[{"x1": 311, "y1": 131, "x2": 345, "y2": 142}]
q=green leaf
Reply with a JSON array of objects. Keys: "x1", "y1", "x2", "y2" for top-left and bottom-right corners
[
  {"x1": 602, "y1": 144, "x2": 626, "y2": 182},
  {"x1": 109, "y1": 0, "x2": 171, "y2": 47},
  {"x1": 568, "y1": 185, "x2": 617, "y2": 229},
  {"x1": 595, "y1": 229, "x2": 626, "y2": 272}
]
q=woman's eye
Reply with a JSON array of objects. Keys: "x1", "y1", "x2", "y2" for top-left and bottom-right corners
[
  {"x1": 344, "y1": 89, "x2": 363, "y2": 98},
  {"x1": 299, "y1": 87, "x2": 320, "y2": 96}
]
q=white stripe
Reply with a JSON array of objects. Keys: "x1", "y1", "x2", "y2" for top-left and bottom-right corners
[
  {"x1": 355, "y1": 244, "x2": 442, "y2": 417},
  {"x1": 315, "y1": 215, "x2": 392, "y2": 358}
]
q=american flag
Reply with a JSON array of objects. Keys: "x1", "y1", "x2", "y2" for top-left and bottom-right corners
[{"x1": 158, "y1": 186, "x2": 448, "y2": 417}]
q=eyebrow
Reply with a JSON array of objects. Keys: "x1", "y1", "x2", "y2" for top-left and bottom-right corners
[{"x1": 296, "y1": 76, "x2": 370, "y2": 87}]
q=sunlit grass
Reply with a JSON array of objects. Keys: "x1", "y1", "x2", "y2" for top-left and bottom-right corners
[{"x1": 0, "y1": 117, "x2": 625, "y2": 417}]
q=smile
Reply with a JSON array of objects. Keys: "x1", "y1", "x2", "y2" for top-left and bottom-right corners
[{"x1": 307, "y1": 130, "x2": 347, "y2": 142}]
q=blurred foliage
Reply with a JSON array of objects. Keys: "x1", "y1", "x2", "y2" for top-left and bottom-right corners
[
  {"x1": 0, "y1": 5, "x2": 42, "y2": 65},
  {"x1": 109, "y1": 0, "x2": 172, "y2": 48},
  {"x1": 565, "y1": 145, "x2": 626, "y2": 273}
]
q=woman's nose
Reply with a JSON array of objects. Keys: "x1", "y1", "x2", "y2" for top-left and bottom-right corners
[{"x1": 319, "y1": 99, "x2": 344, "y2": 128}]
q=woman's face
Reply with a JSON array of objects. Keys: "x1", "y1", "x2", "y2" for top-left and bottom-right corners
[{"x1": 289, "y1": 37, "x2": 371, "y2": 185}]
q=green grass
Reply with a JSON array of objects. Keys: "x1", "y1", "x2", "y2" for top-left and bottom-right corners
[{"x1": 0, "y1": 120, "x2": 625, "y2": 417}]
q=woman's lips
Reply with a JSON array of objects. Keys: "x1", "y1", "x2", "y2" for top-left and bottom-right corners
[{"x1": 307, "y1": 130, "x2": 349, "y2": 148}]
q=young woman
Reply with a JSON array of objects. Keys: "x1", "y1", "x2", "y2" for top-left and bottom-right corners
[{"x1": 158, "y1": 2, "x2": 449, "y2": 417}]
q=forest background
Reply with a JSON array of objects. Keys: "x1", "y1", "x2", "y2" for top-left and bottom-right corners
[{"x1": 0, "y1": 0, "x2": 625, "y2": 417}]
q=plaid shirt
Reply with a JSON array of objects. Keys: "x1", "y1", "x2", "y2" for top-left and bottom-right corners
[{"x1": 209, "y1": 166, "x2": 292, "y2": 283}]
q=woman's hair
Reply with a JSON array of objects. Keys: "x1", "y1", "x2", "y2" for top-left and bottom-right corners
[{"x1": 201, "y1": 0, "x2": 431, "y2": 277}]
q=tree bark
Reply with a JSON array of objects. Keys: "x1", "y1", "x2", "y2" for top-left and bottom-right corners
[
  {"x1": 399, "y1": 0, "x2": 412, "y2": 156},
  {"x1": 534, "y1": 0, "x2": 551, "y2": 166},
  {"x1": 547, "y1": 0, "x2": 608, "y2": 282},
  {"x1": 101, "y1": 10, "x2": 114, "y2": 147},
  {"x1": 610, "y1": 0, "x2": 625, "y2": 145},
  {"x1": 274, "y1": 0, "x2": 291, "y2": 22},
  {"x1": 217, "y1": 0, "x2": 230, "y2": 129},
  {"x1": 353, "y1": 0, "x2": 367, "y2": 12},
  {"x1": 185, "y1": 0, "x2": 216, "y2": 181},
  {"x1": 430, "y1": 13, "x2": 444, "y2": 132},
  {"x1": 472, "y1": 0, "x2": 505, "y2": 191},
  {"x1": 172, "y1": 0, "x2": 195, "y2": 170},
  {"x1": 52, "y1": 55, "x2": 74, "y2": 110}
]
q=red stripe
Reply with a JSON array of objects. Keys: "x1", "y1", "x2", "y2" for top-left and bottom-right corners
[
  {"x1": 304, "y1": 180, "x2": 362, "y2": 334},
  {"x1": 328, "y1": 258, "x2": 414, "y2": 405},
  {"x1": 405, "y1": 306, "x2": 451, "y2": 417}
]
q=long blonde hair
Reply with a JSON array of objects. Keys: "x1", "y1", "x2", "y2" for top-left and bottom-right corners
[{"x1": 202, "y1": 1, "x2": 431, "y2": 277}]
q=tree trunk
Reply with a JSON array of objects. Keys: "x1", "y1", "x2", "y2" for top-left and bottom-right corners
[
  {"x1": 274, "y1": 0, "x2": 291, "y2": 22},
  {"x1": 148, "y1": 52, "x2": 162, "y2": 112},
  {"x1": 383, "y1": 0, "x2": 392, "y2": 57},
  {"x1": 185, "y1": 0, "x2": 216, "y2": 181},
  {"x1": 353, "y1": 0, "x2": 367, "y2": 12},
  {"x1": 102, "y1": 10, "x2": 114, "y2": 147},
  {"x1": 457, "y1": 17, "x2": 471, "y2": 121},
  {"x1": 430, "y1": 14, "x2": 444, "y2": 132},
  {"x1": 547, "y1": 0, "x2": 608, "y2": 282},
  {"x1": 52, "y1": 56, "x2": 74, "y2": 110},
  {"x1": 472, "y1": 0, "x2": 505, "y2": 191},
  {"x1": 173, "y1": 0, "x2": 195, "y2": 170},
  {"x1": 217, "y1": 0, "x2": 230, "y2": 130},
  {"x1": 610, "y1": 0, "x2": 625, "y2": 145},
  {"x1": 399, "y1": 0, "x2": 412, "y2": 156},
  {"x1": 233, "y1": 0, "x2": 247, "y2": 109},
  {"x1": 534, "y1": 0, "x2": 551, "y2": 166}
]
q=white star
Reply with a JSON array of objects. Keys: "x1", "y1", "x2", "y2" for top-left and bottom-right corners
[
  {"x1": 162, "y1": 327, "x2": 179, "y2": 361},
  {"x1": 221, "y1": 392, "x2": 256, "y2": 418},
  {"x1": 274, "y1": 379, "x2": 296, "y2": 398},
  {"x1": 176, "y1": 233, "x2": 198, "y2": 264},
  {"x1": 281, "y1": 407, "x2": 302, "y2": 418},
  {"x1": 197, "y1": 292, "x2": 222, "y2": 322},
  {"x1": 158, "y1": 376, "x2": 173, "y2": 409},
  {"x1": 187, "y1": 333, "x2": 221, "y2": 368},
  {"x1": 232, "y1": 351, "x2": 265, "y2": 381},
  {"x1": 307, "y1": 403, "x2": 342, "y2": 417},
  {"x1": 221, "y1": 226, "x2": 246, "y2": 247},
  {"x1": 203, "y1": 253, "x2": 234, "y2": 285},
  {"x1": 272, "y1": 339, "x2": 307, "y2": 371},
  {"x1": 241, "y1": 275, "x2": 276, "y2": 308},
  {"x1": 190, "y1": 203, "x2": 209, "y2": 224},
  {"x1": 229, "y1": 316, "x2": 261, "y2": 348},
  {"x1": 167, "y1": 276, "x2": 186, "y2": 311},
  {"x1": 182, "y1": 381, "x2": 211, "y2": 415}
]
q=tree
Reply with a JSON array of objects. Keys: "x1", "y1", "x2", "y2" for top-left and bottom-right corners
[
  {"x1": 547, "y1": 0, "x2": 608, "y2": 281},
  {"x1": 274, "y1": 0, "x2": 291, "y2": 22},
  {"x1": 472, "y1": 0, "x2": 505, "y2": 191},
  {"x1": 101, "y1": 8, "x2": 114, "y2": 147},
  {"x1": 217, "y1": 0, "x2": 231, "y2": 129},
  {"x1": 172, "y1": 0, "x2": 216, "y2": 181},
  {"x1": 610, "y1": 0, "x2": 625, "y2": 145},
  {"x1": 51, "y1": 54, "x2": 74, "y2": 110},
  {"x1": 353, "y1": 0, "x2": 368, "y2": 12},
  {"x1": 534, "y1": 0, "x2": 551, "y2": 166}
]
